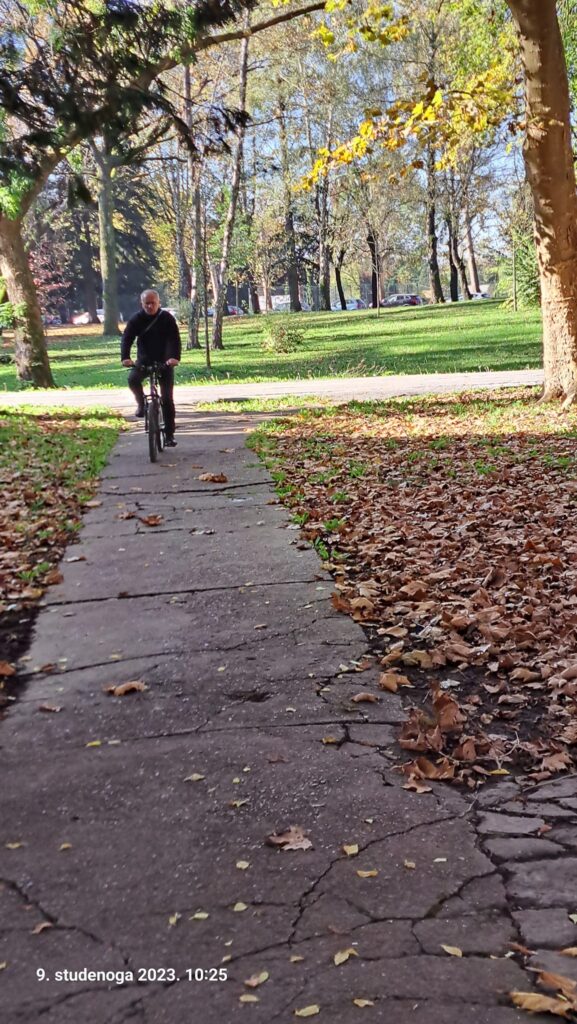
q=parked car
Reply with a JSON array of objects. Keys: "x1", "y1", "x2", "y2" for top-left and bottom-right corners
[
  {"x1": 382, "y1": 293, "x2": 422, "y2": 308},
  {"x1": 470, "y1": 291, "x2": 490, "y2": 300},
  {"x1": 226, "y1": 304, "x2": 246, "y2": 316}
]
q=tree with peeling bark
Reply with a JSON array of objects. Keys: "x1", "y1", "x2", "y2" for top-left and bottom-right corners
[{"x1": 0, "y1": 0, "x2": 327, "y2": 385}]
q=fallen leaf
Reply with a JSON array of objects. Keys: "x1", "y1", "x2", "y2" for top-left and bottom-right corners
[
  {"x1": 244, "y1": 971, "x2": 269, "y2": 988},
  {"x1": 356, "y1": 869, "x2": 378, "y2": 878},
  {"x1": 342, "y1": 844, "x2": 359, "y2": 857},
  {"x1": 59, "y1": 842, "x2": 72, "y2": 851},
  {"x1": 537, "y1": 971, "x2": 577, "y2": 997},
  {"x1": 510, "y1": 991, "x2": 573, "y2": 1017},
  {"x1": 232, "y1": 902, "x2": 248, "y2": 912},
  {"x1": 184, "y1": 774, "x2": 205, "y2": 782},
  {"x1": 105, "y1": 680, "x2": 148, "y2": 697},
  {"x1": 236, "y1": 861, "x2": 250, "y2": 870},
  {"x1": 239, "y1": 994, "x2": 259, "y2": 1003},
  {"x1": 229, "y1": 799, "x2": 249, "y2": 809},
  {"x1": 290, "y1": 955, "x2": 305, "y2": 963},
  {"x1": 5, "y1": 841, "x2": 23, "y2": 850},
  {"x1": 190, "y1": 911, "x2": 209, "y2": 920},
  {"x1": 139, "y1": 514, "x2": 163, "y2": 527},
  {"x1": 32, "y1": 922, "x2": 53, "y2": 935},
  {"x1": 83, "y1": 499, "x2": 101, "y2": 508},
  {"x1": 353, "y1": 999, "x2": 375, "y2": 1008},
  {"x1": 266, "y1": 826, "x2": 313, "y2": 851},
  {"x1": 294, "y1": 1007, "x2": 320, "y2": 1018},
  {"x1": 404, "y1": 860, "x2": 416, "y2": 870},
  {"x1": 379, "y1": 671, "x2": 411, "y2": 692},
  {"x1": 168, "y1": 913, "x2": 181, "y2": 927},
  {"x1": 334, "y1": 948, "x2": 358, "y2": 965},
  {"x1": 85, "y1": 740, "x2": 102, "y2": 748},
  {"x1": 351, "y1": 692, "x2": 380, "y2": 703},
  {"x1": 403, "y1": 777, "x2": 433, "y2": 794},
  {"x1": 198, "y1": 472, "x2": 228, "y2": 483},
  {"x1": 65, "y1": 555, "x2": 86, "y2": 563},
  {"x1": 322, "y1": 736, "x2": 339, "y2": 745},
  {"x1": 561, "y1": 948, "x2": 577, "y2": 957},
  {"x1": 0, "y1": 661, "x2": 16, "y2": 676},
  {"x1": 441, "y1": 945, "x2": 463, "y2": 957},
  {"x1": 37, "y1": 704, "x2": 62, "y2": 713}
]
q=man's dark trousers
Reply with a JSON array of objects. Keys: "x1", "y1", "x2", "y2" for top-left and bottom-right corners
[{"x1": 128, "y1": 363, "x2": 176, "y2": 437}]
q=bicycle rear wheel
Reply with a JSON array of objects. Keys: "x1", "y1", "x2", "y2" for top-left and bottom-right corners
[{"x1": 148, "y1": 400, "x2": 159, "y2": 463}]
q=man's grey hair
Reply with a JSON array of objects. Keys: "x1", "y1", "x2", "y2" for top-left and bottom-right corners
[{"x1": 140, "y1": 289, "x2": 160, "y2": 301}]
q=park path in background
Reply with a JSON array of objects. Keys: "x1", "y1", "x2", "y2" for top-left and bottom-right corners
[
  {"x1": 0, "y1": 367, "x2": 543, "y2": 411},
  {"x1": 2, "y1": 392, "x2": 576, "y2": 1023}
]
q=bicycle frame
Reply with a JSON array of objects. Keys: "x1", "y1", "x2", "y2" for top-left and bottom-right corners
[{"x1": 142, "y1": 362, "x2": 166, "y2": 462}]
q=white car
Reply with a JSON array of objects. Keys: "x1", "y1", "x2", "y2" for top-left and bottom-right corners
[{"x1": 470, "y1": 292, "x2": 490, "y2": 300}]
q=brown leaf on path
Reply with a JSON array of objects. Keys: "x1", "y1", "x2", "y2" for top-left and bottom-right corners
[
  {"x1": 0, "y1": 662, "x2": 16, "y2": 676},
  {"x1": 379, "y1": 671, "x2": 411, "y2": 692},
  {"x1": 117, "y1": 511, "x2": 136, "y2": 520},
  {"x1": 351, "y1": 691, "x2": 380, "y2": 703},
  {"x1": 104, "y1": 680, "x2": 148, "y2": 697},
  {"x1": 441, "y1": 944, "x2": 463, "y2": 957},
  {"x1": 432, "y1": 688, "x2": 467, "y2": 733},
  {"x1": 198, "y1": 472, "x2": 228, "y2": 483},
  {"x1": 139, "y1": 514, "x2": 163, "y2": 527},
  {"x1": 83, "y1": 499, "x2": 102, "y2": 508},
  {"x1": 244, "y1": 971, "x2": 269, "y2": 988},
  {"x1": 266, "y1": 825, "x2": 312, "y2": 851},
  {"x1": 403, "y1": 777, "x2": 433, "y2": 794},
  {"x1": 537, "y1": 971, "x2": 577, "y2": 998},
  {"x1": 32, "y1": 922, "x2": 53, "y2": 935},
  {"x1": 37, "y1": 704, "x2": 63, "y2": 713},
  {"x1": 510, "y1": 991, "x2": 573, "y2": 1017}
]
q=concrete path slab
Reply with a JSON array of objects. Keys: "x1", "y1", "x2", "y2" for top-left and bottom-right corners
[{"x1": 0, "y1": 401, "x2": 571, "y2": 1023}]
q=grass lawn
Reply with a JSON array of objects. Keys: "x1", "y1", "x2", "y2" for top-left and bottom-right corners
[
  {"x1": 0, "y1": 300, "x2": 542, "y2": 392},
  {"x1": 248, "y1": 388, "x2": 577, "y2": 784},
  {"x1": 0, "y1": 407, "x2": 122, "y2": 679}
]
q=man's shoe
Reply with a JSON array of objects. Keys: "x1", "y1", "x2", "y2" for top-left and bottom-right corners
[
  {"x1": 135, "y1": 405, "x2": 145, "y2": 418},
  {"x1": 165, "y1": 436, "x2": 177, "y2": 447}
]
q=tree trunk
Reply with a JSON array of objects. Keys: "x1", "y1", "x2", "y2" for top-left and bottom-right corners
[
  {"x1": 318, "y1": 176, "x2": 332, "y2": 312},
  {"x1": 247, "y1": 270, "x2": 261, "y2": 313},
  {"x1": 0, "y1": 215, "x2": 55, "y2": 386},
  {"x1": 506, "y1": 0, "x2": 577, "y2": 401},
  {"x1": 447, "y1": 214, "x2": 470, "y2": 299},
  {"x1": 335, "y1": 248, "x2": 347, "y2": 310},
  {"x1": 464, "y1": 208, "x2": 481, "y2": 293},
  {"x1": 426, "y1": 145, "x2": 445, "y2": 303},
  {"x1": 278, "y1": 97, "x2": 302, "y2": 312},
  {"x1": 187, "y1": 178, "x2": 202, "y2": 349},
  {"x1": 367, "y1": 227, "x2": 379, "y2": 308},
  {"x1": 212, "y1": 28, "x2": 249, "y2": 350},
  {"x1": 446, "y1": 224, "x2": 459, "y2": 302},
  {"x1": 81, "y1": 211, "x2": 99, "y2": 323},
  {"x1": 262, "y1": 274, "x2": 272, "y2": 311},
  {"x1": 93, "y1": 139, "x2": 120, "y2": 335}
]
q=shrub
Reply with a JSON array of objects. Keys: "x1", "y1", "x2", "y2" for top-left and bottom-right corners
[{"x1": 261, "y1": 315, "x2": 306, "y2": 353}]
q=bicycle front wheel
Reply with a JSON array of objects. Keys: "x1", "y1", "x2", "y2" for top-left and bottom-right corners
[
  {"x1": 157, "y1": 402, "x2": 165, "y2": 451},
  {"x1": 148, "y1": 400, "x2": 159, "y2": 463}
]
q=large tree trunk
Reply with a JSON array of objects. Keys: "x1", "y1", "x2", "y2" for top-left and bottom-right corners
[
  {"x1": 446, "y1": 225, "x2": 459, "y2": 302},
  {"x1": 506, "y1": 0, "x2": 577, "y2": 402},
  {"x1": 426, "y1": 145, "x2": 445, "y2": 303},
  {"x1": 367, "y1": 227, "x2": 379, "y2": 308},
  {"x1": 334, "y1": 248, "x2": 347, "y2": 310},
  {"x1": 247, "y1": 270, "x2": 261, "y2": 314},
  {"x1": 0, "y1": 215, "x2": 54, "y2": 386},
  {"x1": 93, "y1": 139, "x2": 120, "y2": 336},
  {"x1": 464, "y1": 207, "x2": 481, "y2": 293},
  {"x1": 81, "y1": 211, "x2": 99, "y2": 323},
  {"x1": 278, "y1": 98, "x2": 302, "y2": 313},
  {"x1": 446, "y1": 214, "x2": 470, "y2": 300},
  {"x1": 212, "y1": 29, "x2": 249, "y2": 350},
  {"x1": 318, "y1": 176, "x2": 332, "y2": 312}
]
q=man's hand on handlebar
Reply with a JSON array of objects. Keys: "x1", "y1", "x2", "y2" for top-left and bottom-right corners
[
  {"x1": 166, "y1": 358, "x2": 180, "y2": 367},
  {"x1": 122, "y1": 358, "x2": 134, "y2": 367}
]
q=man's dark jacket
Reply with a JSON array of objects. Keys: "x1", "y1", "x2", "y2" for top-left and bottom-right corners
[{"x1": 120, "y1": 309, "x2": 181, "y2": 364}]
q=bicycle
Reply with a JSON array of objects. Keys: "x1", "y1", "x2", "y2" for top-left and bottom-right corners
[{"x1": 142, "y1": 362, "x2": 166, "y2": 462}]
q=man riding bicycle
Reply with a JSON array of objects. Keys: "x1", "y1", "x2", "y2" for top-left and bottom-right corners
[{"x1": 121, "y1": 289, "x2": 181, "y2": 447}]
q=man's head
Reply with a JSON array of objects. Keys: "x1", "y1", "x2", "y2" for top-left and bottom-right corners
[{"x1": 141, "y1": 289, "x2": 161, "y2": 315}]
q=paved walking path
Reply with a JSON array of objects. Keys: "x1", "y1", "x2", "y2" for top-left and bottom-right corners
[
  {"x1": 0, "y1": 367, "x2": 543, "y2": 411},
  {"x1": 2, "y1": 385, "x2": 576, "y2": 1023}
]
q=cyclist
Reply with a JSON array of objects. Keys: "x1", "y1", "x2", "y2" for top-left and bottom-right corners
[{"x1": 121, "y1": 289, "x2": 181, "y2": 447}]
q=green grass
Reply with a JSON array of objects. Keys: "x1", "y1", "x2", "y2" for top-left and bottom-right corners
[{"x1": 0, "y1": 300, "x2": 542, "y2": 392}]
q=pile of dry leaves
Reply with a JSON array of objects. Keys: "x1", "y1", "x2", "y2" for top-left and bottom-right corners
[{"x1": 257, "y1": 388, "x2": 577, "y2": 785}]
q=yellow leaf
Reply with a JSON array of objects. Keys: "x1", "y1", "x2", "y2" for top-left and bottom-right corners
[
  {"x1": 240, "y1": 994, "x2": 259, "y2": 1003},
  {"x1": 357, "y1": 869, "x2": 378, "y2": 878},
  {"x1": 488, "y1": 768, "x2": 510, "y2": 776},
  {"x1": 244, "y1": 971, "x2": 269, "y2": 988},
  {"x1": 0, "y1": 962, "x2": 7, "y2": 970},
  {"x1": 184, "y1": 774, "x2": 205, "y2": 782},
  {"x1": 334, "y1": 948, "x2": 358, "y2": 965},
  {"x1": 229, "y1": 799, "x2": 249, "y2": 809},
  {"x1": 233, "y1": 902, "x2": 248, "y2": 912},
  {"x1": 59, "y1": 843, "x2": 72, "y2": 851},
  {"x1": 290, "y1": 955, "x2": 305, "y2": 963},
  {"x1": 236, "y1": 861, "x2": 250, "y2": 870},
  {"x1": 343, "y1": 844, "x2": 359, "y2": 857},
  {"x1": 561, "y1": 948, "x2": 577, "y2": 957},
  {"x1": 85, "y1": 740, "x2": 102, "y2": 747},
  {"x1": 190, "y1": 911, "x2": 209, "y2": 920},
  {"x1": 294, "y1": 1007, "x2": 320, "y2": 1018},
  {"x1": 510, "y1": 992, "x2": 572, "y2": 1017},
  {"x1": 353, "y1": 999, "x2": 375, "y2": 1008},
  {"x1": 441, "y1": 945, "x2": 463, "y2": 957},
  {"x1": 32, "y1": 922, "x2": 53, "y2": 935},
  {"x1": 404, "y1": 860, "x2": 416, "y2": 870},
  {"x1": 5, "y1": 841, "x2": 23, "y2": 850},
  {"x1": 322, "y1": 736, "x2": 339, "y2": 745},
  {"x1": 168, "y1": 913, "x2": 181, "y2": 927}
]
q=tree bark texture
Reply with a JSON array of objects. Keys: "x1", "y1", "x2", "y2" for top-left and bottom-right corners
[
  {"x1": 212, "y1": 30, "x2": 250, "y2": 350},
  {"x1": 334, "y1": 248, "x2": 347, "y2": 310},
  {"x1": 93, "y1": 140, "x2": 120, "y2": 335},
  {"x1": 446, "y1": 228, "x2": 459, "y2": 302},
  {"x1": 278, "y1": 99, "x2": 302, "y2": 313},
  {"x1": 0, "y1": 215, "x2": 55, "y2": 386},
  {"x1": 367, "y1": 227, "x2": 379, "y2": 308},
  {"x1": 426, "y1": 146, "x2": 445, "y2": 303},
  {"x1": 506, "y1": 0, "x2": 577, "y2": 401}
]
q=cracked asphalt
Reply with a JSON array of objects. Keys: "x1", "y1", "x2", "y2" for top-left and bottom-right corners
[{"x1": 1, "y1": 405, "x2": 575, "y2": 1023}]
